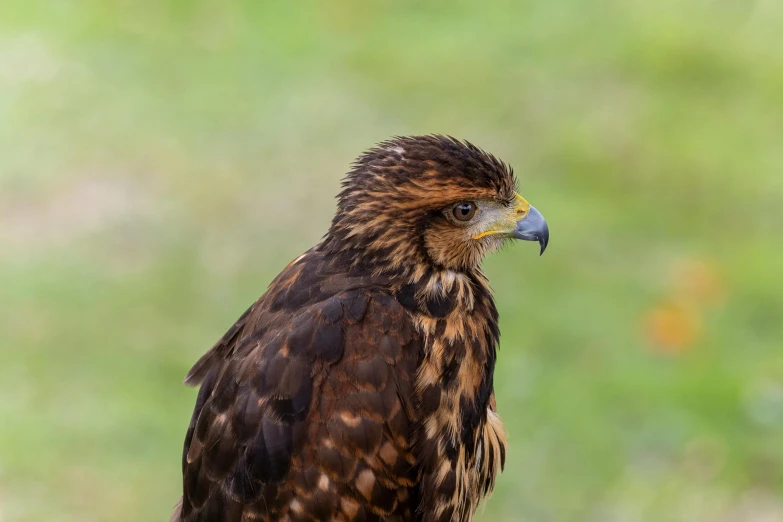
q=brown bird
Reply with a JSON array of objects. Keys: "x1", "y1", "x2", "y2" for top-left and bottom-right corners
[{"x1": 174, "y1": 135, "x2": 549, "y2": 522}]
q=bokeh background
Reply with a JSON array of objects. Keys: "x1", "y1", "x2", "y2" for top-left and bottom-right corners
[{"x1": 2, "y1": 1, "x2": 782, "y2": 521}]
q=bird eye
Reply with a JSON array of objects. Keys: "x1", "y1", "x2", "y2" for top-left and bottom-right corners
[{"x1": 452, "y1": 202, "x2": 477, "y2": 222}]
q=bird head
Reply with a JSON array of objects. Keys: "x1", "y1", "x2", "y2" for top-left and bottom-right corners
[{"x1": 325, "y1": 135, "x2": 548, "y2": 273}]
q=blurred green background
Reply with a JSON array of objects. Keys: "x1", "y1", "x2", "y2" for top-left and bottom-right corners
[{"x1": 1, "y1": 1, "x2": 782, "y2": 521}]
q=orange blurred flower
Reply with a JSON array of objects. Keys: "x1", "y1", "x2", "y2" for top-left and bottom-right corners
[{"x1": 644, "y1": 300, "x2": 702, "y2": 353}]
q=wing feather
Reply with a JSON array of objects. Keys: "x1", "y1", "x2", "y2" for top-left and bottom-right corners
[{"x1": 179, "y1": 284, "x2": 421, "y2": 522}]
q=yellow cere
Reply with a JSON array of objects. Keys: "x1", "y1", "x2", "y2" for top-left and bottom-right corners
[
  {"x1": 513, "y1": 192, "x2": 530, "y2": 216},
  {"x1": 471, "y1": 193, "x2": 531, "y2": 240}
]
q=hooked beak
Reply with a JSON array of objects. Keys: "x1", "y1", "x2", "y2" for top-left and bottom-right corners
[{"x1": 514, "y1": 206, "x2": 549, "y2": 255}]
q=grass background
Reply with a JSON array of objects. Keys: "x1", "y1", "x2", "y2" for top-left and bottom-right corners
[{"x1": 1, "y1": 1, "x2": 782, "y2": 520}]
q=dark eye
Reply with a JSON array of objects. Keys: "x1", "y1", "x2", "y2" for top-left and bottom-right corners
[{"x1": 452, "y1": 202, "x2": 477, "y2": 222}]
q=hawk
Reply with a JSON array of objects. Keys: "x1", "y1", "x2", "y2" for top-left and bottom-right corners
[{"x1": 175, "y1": 135, "x2": 549, "y2": 522}]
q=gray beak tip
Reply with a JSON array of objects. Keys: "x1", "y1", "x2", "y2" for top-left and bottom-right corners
[{"x1": 514, "y1": 206, "x2": 549, "y2": 256}]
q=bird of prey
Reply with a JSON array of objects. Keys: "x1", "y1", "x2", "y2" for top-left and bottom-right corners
[{"x1": 175, "y1": 135, "x2": 549, "y2": 522}]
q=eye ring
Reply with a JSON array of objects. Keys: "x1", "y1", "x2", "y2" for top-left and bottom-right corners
[{"x1": 451, "y1": 201, "x2": 477, "y2": 222}]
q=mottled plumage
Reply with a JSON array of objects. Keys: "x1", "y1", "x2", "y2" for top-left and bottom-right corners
[{"x1": 175, "y1": 135, "x2": 549, "y2": 522}]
